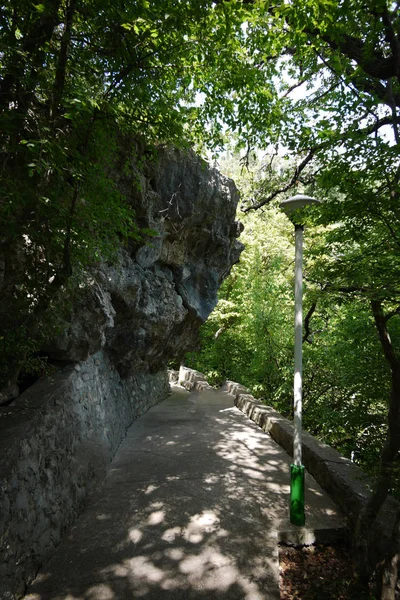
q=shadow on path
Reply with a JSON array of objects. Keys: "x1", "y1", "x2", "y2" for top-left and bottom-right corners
[{"x1": 24, "y1": 387, "x2": 344, "y2": 600}]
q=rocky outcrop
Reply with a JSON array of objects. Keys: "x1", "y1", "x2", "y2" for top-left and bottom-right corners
[{"x1": 44, "y1": 144, "x2": 243, "y2": 378}]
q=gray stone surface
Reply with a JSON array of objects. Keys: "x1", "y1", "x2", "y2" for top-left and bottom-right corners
[
  {"x1": 43, "y1": 145, "x2": 243, "y2": 376},
  {"x1": 178, "y1": 365, "x2": 209, "y2": 391},
  {"x1": 23, "y1": 386, "x2": 344, "y2": 600},
  {"x1": 0, "y1": 354, "x2": 169, "y2": 600}
]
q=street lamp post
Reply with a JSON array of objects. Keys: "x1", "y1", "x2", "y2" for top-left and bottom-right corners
[{"x1": 279, "y1": 194, "x2": 321, "y2": 526}]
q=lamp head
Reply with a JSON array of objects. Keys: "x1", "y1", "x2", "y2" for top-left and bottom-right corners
[{"x1": 279, "y1": 194, "x2": 321, "y2": 225}]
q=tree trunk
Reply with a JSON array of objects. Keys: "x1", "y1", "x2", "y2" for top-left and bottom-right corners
[
  {"x1": 353, "y1": 300, "x2": 400, "y2": 599},
  {"x1": 50, "y1": 0, "x2": 76, "y2": 120},
  {"x1": 0, "y1": 1, "x2": 62, "y2": 113},
  {"x1": 376, "y1": 507, "x2": 400, "y2": 600}
]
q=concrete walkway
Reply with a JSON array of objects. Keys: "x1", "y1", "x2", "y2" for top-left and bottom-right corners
[{"x1": 24, "y1": 386, "x2": 344, "y2": 600}]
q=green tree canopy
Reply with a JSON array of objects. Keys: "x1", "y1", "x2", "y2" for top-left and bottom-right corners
[{"x1": 1, "y1": 2, "x2": 400, "y2": 595}]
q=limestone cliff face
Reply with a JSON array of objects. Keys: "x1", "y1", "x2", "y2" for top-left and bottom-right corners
[{"x1": 46, "y1": 145, "x2": 243, "y2": 375}]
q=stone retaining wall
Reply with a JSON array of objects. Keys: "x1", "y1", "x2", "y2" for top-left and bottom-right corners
[
  {"x1": 0, "y1": 353, "x2": 169, "y2": 600},
  {"x1": 177, "y1": 366, "x2": 214, "y2": 392}
]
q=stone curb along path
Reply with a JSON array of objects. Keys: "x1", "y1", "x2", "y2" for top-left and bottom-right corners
[
  {"x1": 24, "y1": 370, "x2": 345, "y2": 600},
  {"x1": 178, "y1": 367, "x2": 398, "y2": 569},
  {"x1": 177, "y1": 367, "x2": 347, "y2": 546}
]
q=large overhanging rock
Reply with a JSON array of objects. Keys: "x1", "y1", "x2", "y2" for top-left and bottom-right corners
[{"x1": 45, "y1": 144, "x2": 243, "y2": 376}]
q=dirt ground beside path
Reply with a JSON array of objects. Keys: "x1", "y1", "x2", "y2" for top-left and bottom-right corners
[{"x1": 279, "y1": 542, "x2": 395, "y2": 600}]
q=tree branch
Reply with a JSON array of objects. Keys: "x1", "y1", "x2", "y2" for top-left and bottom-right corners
[
  {"x1": 384, "y1": 305, "x2": 400, "y2": 322},
  {"x1": 50, "y1": 0, "x2": 77, "y2": 120},
  {"x1": 320, "y1": 30, "x2": 399, "y2": 82},
  {"x1": 282, "y1": 78, "x2": 308, "y2": 98},
  {"x1": 303, "y1": 301, "x2": 317, "y2": 344},
  {"x1": 243, "y1": 147, "x2": 320, "y2": 212},
  {"x1": 381, "y1": 4, "x2": 400, "y2": 71},
  {"x1": 0, "y1": 1, "x2": 62, "y2": 112},
  {"x1": 371, "y1": 299, "x2": 399, "y2": 369},
  {"x1": 357, "y1": 115, "x2": 397, "y2": 137}
]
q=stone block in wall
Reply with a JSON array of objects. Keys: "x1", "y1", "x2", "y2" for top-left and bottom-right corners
[
  {"x1": 0, "y1": 352, "x2": 169, "y2": 600},
  {"x1": 194, "y1": 380, "x2": 213, "y2": 392},
  {"x1": 178, "y1": 366, "x2": 207, "y2": 391},
  {"x1": 220, "y1": 380, "x2": 250, "y2": 397},
  {"x1": 167, "y1": 369, "x2": 179, "y2": 383}
]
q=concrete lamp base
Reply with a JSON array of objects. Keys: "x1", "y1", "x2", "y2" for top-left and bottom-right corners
[{"x1": 290, "y1": 464, "x2": 305, "y2": 526}]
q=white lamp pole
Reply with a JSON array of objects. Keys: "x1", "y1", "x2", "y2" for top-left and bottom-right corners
[
  {"x1": 294, "y1": 222, "x2": 303, "y2": 468},
  {"x1": 279, "y1": 194, "x2": 321, "y2": 526}
]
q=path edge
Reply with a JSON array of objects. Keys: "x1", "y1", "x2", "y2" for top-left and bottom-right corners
[{"x1": 176, "y1": 367, "x2": 398, "y2": 565}]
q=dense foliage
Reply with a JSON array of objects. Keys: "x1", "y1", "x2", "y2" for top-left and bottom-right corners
[
  {"x1": 189, "y1": 4, "x2": 400, "y2": 595},
  {"x1": 1, "y1": 1, "x2": 400, "y2": 596},
  {"x1": 187, "y1": 155, "x2": 392, "y2": 482},
  {"x1": 0, "y1": 0, "x2": 234, "y2": 397}
]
